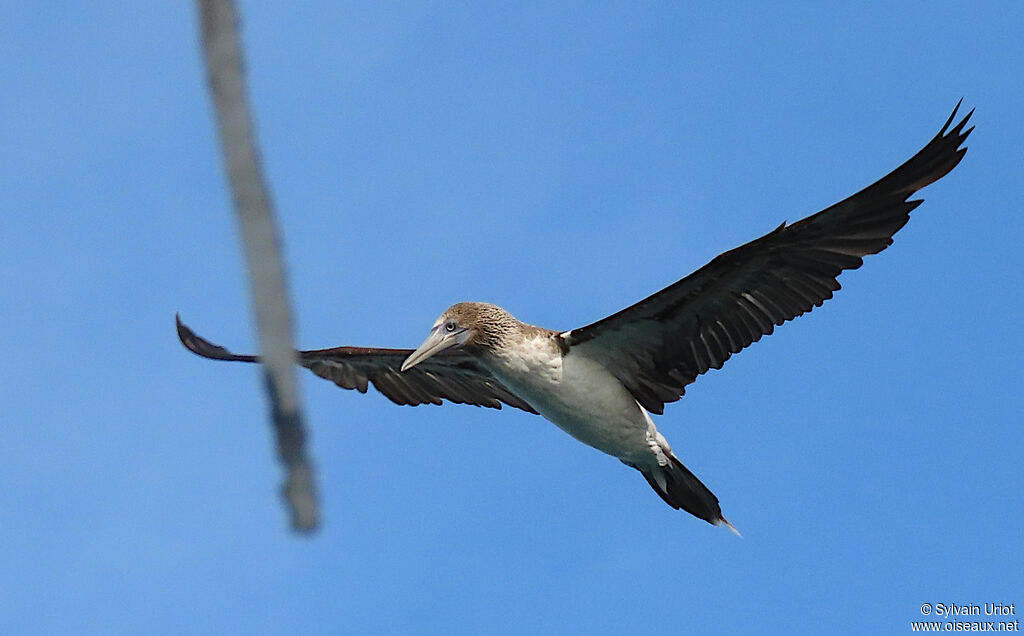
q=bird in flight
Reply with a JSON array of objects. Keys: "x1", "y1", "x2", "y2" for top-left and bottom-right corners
[{"x1": 178, "y1": 103, "x2": 972, "y2": 533}]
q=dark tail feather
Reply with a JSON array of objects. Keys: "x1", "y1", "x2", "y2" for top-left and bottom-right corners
[{"x1": 636, "y1": 455, "x2": 740, "y2": 535}]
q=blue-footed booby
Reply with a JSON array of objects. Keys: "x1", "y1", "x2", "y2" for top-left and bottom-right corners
[{"x1": 178, "y1": 104, "x2": 972, "y2": 532}]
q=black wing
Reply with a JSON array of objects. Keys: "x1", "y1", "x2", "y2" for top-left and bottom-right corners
[
  {"x1": 562, "y1": 103, "x2": 973, "y2": 415},
  {"x1": 176, "y1": 315, "x2": 537, "y2": 413}
]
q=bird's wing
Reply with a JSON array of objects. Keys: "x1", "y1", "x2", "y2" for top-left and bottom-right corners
[
  {"x1": 176, "y1": 315, "x2": 538, "y2": 413},
  {"x1": 561, "y1": 103, "x2": 973, "y2": 415}
]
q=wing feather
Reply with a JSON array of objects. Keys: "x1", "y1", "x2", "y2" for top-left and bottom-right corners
[
  {"x1": 562, "y1": 103, "x2": 973, "y2": 414},
  {"x1": 176, "y1": 315, "x2": 537, "y2": 414}
]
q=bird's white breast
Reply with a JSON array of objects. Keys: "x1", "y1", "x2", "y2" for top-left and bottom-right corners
[{"x1": 483, "y1": 336, "x2": 657, "y2": 464}]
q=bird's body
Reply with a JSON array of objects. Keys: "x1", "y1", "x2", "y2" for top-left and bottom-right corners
[
  {"x1": 178, "y1": 104, "x2": 973, "y2": 531},
  {"x1": 392, "y1": 301, "x2": 733, "y2": 526},
  {"x1": 492, "y1": 336, "x2": 653, "y2": 464},
  {"x1": 443, "y1": 311, "x2": 649, "y2": 462},
  {"x1": 463, "y1": 311, "x2": 727, "y2": 527}
]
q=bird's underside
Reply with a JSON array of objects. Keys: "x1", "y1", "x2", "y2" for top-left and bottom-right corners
[{"x1": 178, "y1": 103, "x2": 972, "y2": 529}]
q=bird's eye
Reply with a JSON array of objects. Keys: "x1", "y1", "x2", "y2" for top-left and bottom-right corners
[{"x1": 444, "y1": 321, "x2": 456, "y2": 332}]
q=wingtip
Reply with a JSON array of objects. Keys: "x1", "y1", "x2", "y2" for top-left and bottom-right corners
[
  {"x1": 175, "y1": 313, "x2": 206, "y2": 356},
  {"x1": 940, "y1": 99, "x2": 974, "y2": 138},
  {"x1": 174, "y1": 314, "x2": 258, "y2": 362},
  {"x1": 175, "y1": 312, "x2": 192, "y2": 346}
]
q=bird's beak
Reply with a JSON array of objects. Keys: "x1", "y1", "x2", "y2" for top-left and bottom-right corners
[{"x1": 401, "y1": 326, "x2": 470, "y2": 372}]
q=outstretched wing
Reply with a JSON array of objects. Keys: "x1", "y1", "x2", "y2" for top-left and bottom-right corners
[
  {"x1": 176, "y1": 315, "x2": 537, "y2": 413},
  {"x1": 562, "y1": 103, "x2": 973, "y2": 415}
]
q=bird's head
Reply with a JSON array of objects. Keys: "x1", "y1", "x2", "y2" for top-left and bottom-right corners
[{"x1": 401, "y1": 302, "x2": 517, "y2": 371}]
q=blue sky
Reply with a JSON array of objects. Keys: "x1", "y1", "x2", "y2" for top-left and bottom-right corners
[{"x1": 2, "y1": 3, "x2": 1021, "y2": 634}]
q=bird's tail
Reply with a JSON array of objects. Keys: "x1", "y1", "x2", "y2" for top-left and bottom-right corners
[{"x1": 636, "y1": 454, "x2": 740, "y2": 536}]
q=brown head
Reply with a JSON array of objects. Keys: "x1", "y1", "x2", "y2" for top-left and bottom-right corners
[{"x1": 401, "y1": 302, "x2": 522, "y2": 371}]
